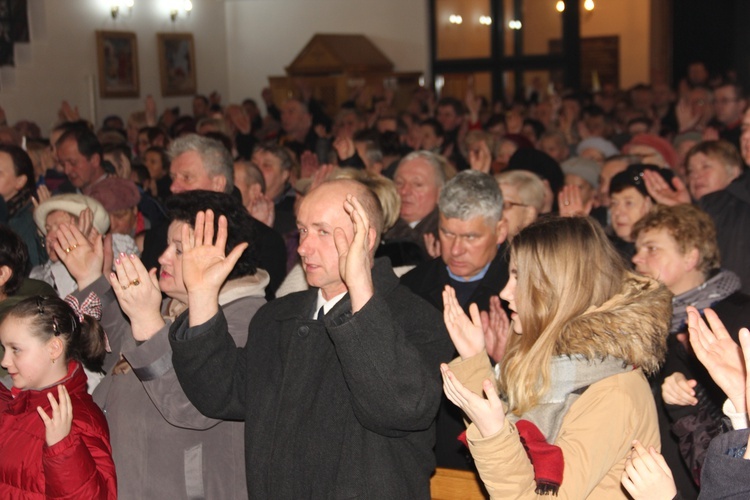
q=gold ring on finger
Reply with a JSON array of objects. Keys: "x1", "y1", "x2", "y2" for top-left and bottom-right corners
[
  {"x1": 71, "y1": 244, "x2": 78, "y2": 250},
  {"x1": 131, "y1": 279, "x2": 141, "y2": 286},
  {"x1": 64, "y1": 247, "x2": 72, "y2": 253}
]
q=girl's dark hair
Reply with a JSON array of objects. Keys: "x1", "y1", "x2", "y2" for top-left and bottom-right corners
[
  {"x1": 7, "y1": 295, "x2": 108, "y2": 373},
  {"x1": 165, "y1": 190, "x2": 258, "y2": 280},
  {"x1": 0, "y1": 143, "x2": 36, "y2": 194}
]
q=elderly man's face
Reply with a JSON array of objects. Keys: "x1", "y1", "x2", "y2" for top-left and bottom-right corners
[
  {"x1": 296, "y1": 182, "x2": 355, "y2": 299},
  {"x1": 439, "y1": 214, "x2": 505, "y2": 280},
  {"x1": 57, "y1": 139, "x2": 101, "y2": 190},
  {"x1": 394, "y1": 158, "x2": 441, "y2": 224},
  {"x1": 169, "y1": 151, "x2": 225, "y2": 194}
]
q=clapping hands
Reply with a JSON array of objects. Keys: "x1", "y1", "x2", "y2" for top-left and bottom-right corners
[
  {"x1": 442, "y1": 286, "x2": 485, "y2": 359},
  {"x1": 441, "y1": 364, "x2": 505, "y2": 438},
  {"x1": 687, "y1": 306, "x2": 748, "y2": 418}
]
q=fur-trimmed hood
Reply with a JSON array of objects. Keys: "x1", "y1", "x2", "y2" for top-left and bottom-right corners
[{"x1": 555, "y1": 273, "x2": 672, "y2": 375}]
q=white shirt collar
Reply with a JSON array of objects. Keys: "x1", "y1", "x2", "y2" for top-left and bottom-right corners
[{"x1": 314, "y1": 290, "x2": 347, "y2": 318}]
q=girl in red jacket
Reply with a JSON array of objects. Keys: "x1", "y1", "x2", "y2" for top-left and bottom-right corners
[{"x1": 0, "y1": 295, "x2": 117, "y2": 499}]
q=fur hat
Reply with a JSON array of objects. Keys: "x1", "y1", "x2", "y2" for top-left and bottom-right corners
[
  {"x1": 87, "y1": 177, "x2": 141, "y2": 213},
  {"x1": 34, "y1": 193, "x2": 110, "y2": 235}
]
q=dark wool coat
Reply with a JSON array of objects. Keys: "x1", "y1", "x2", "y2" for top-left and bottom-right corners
[
  {"x1": 700, "y1": 172, "x2": 750, "y2": 295},
  {"x1": 382, "y1": 208, "x2": 440, "y2": 262},
  {"x1": 170, "y1": 259, "x2": 453, "y2": 499},
  {"x1": 400, "y1": 243, "x2": 510, "y2": 314},
  {"x1": 400, "y1": 245, "x2": 510, "y2": 470},
  {"x1": 660, "y1": 291, "x2": 750, "y2": 493},
  {"x1": 699, "y1": 428, "x2": 750, "y2": 499}
]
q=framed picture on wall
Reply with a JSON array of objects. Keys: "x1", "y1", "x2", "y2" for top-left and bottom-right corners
[
  {"x1": 95, "y1": 30, "x2": 140, "y2": 98},
  {"x1": 157, "y1": 32, "x2": 196, "y2": 97}
]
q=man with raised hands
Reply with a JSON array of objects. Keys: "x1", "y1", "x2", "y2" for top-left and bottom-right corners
[{"x1": 169, "y1": 179, "x2": 452, "y2": 499}]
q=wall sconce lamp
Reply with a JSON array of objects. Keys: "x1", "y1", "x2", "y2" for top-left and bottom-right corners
[
  {"x1": 448, "y1": 14, "x2": 463, "y2": 25},
  {"x1": 109, "y1": 0, "x2": 134, "y2": 20},
  {"x1": 556, "y1": 0, "x2": 594, "y2": 12},
  {"x1": 508, "y1": 19, "x2": 522, "y2": 30},
  {"x1": 479, "y1": 15, "x2": 492, "y2": 26},
  {"x1": 169, "y1": 0, "x2": 193, "y2": 23}
]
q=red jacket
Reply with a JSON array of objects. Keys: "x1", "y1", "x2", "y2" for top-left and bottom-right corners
[{"x1": 0, "y1": 361, "x2": 117, "y2": 499}]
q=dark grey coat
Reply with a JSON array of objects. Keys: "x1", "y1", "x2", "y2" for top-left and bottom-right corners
[
  {"x1": 170, "y1": 259, "x2": 453, "y2": 499},
  {"x1": 699, "y1": 428, "x2": 750, "y2": 499}
]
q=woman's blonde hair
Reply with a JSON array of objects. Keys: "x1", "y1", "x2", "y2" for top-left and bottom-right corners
[{"x1": 499, "y1": 216, "x2": 628, "y2": 415}]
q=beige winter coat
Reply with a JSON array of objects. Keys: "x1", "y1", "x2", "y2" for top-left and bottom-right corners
[{"x1": 449, "y1": 274, "x2": 672, "y2": 499}]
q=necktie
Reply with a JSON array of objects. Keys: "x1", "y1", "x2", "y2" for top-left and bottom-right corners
[{"x1": 317, "y1": 306, "x2": 325, "y2": 321}]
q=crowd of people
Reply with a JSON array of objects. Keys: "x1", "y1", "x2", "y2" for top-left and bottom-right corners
[{"x1": 1, "y1": 58, "x2": 750, "y2": 498}]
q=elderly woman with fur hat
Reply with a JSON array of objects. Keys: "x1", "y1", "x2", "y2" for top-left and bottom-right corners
[
  {"x1": 29, "y1": 193, "x2": 110, "y2": 297},
  {"x1": 29, "y1": 191, "x2": 141, "y2": 295}
]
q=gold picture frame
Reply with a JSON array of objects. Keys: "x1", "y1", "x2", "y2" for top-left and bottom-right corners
[
  {"x1": 96, "y1": 30, "x2": 140, "y2": 98},
  {"x1": 157, "y1": 32, "x2": 197, "y2": 97}
]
